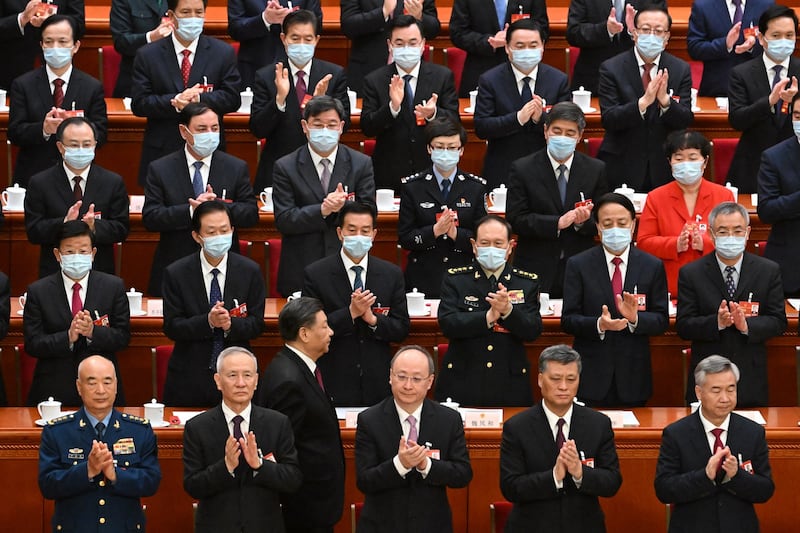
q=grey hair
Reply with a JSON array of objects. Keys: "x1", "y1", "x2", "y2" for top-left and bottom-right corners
[
  {"x1": 538, "y1": 344, "x2": 582, "y2": 373},
  {"x1": 390, "y1": 345, "x2": 435, "y2": 375},
  {"x1": 215, "y1": 346, "x2": 258, "y2": 374},
  {"x1": 709, "y1": 201, "x2": 749, "y2": 228},
  {"x1": 694, "y1": 355, "x2": 740, "y2": 386}
]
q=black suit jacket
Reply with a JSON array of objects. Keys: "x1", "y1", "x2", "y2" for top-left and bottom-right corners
[
  {"x1": 500, "y1": 404, "x2": 622, "y2": 533},
  {"x1": 130, "y1": 35, "x2": 242, "y2": 184},
  {"x1": 728, "y1": 56, "x2": 800, "y2": 193},
  {"x1": 23, "y1": 271, "x2": 130, "y2": 406},
  {"x1": 250, "y1": 58, "x2": 350, "y2": 191},
  {"x1": 449, "y1": 0, "x2": 549, "y2": 96},
  {"x1": 142, "y1": 149, "x2": 258, "y2": 296},
  {"x1": 561, "y1": 245, "x2": 669, "y2": 404},
  {"x1": 25, "y1": 164, "x2": 129, "y2": 278},
  {"x1": 162, "y1": 252, "x2": 266, "y2": 407},
  {"x1": 655, "y1": 411, "x2": 775, "y2": 533},
  {"x1": 340, "y1": 0, "x2": 439, "y2": 94},
  {"x1": 506, "y1": 149, "x2": 608, "y2": 295},
  {"x1": 0, "y1": 272, "x2": 10, "y2": 406},
  {"x1": 474, "y1": 62, "x2": 570, "y2": 189},
  {"x1": 302, "y1": 253, "x2": 410, "y2": 406},
  {"x1": 183, "y1": 404, "x2": 303, "y2": 533},
  {"x1": 676, "y1": 252, "x2": 787, "y2": 406},
  {"x1": 0, "y1": 0, "x2": 85, "y2": 90},
  {"x1": 272, "y1": 144, "x2": 376, "y2": 296},
  {"x1": 109, "y1": 0, "x2": 165, "y2": 97},
  {"x1": 257, "y1": 346, "x2": 346, "y2": 529},
  {"x1": 361, "y1": 61, "x2": 460, "y2": 190},
  {"x1": 8, "y1": 67, "x2": 107, "y2": 186},
  {"x1": 355, "y1": 397, "x2": 473, "y2": 533},
  {"x1": 597, "y1": 50, "x2": 694, "y2": 191}
]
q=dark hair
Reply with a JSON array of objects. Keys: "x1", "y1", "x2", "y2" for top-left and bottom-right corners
[
  {"x1": 337, "y1": 201, "x2": 377, "y2": 228},
  {"x1": 278, "y1": 297, "x2": 325, "y2": 341},
  {"x1": 634, "y1": 4, "x2": 673, "y2": 30},
  {"x1": 168, "y1": 0, "x2": 208, "y2": 13},
  {"x1": 58, "y1": 220, "x2": 95, "y2": 247},
  {"x1": 506, "y1": 18, "x2": 546, "y2": 44},
  {"x1": 179, "y1": 102, "x2": 218, "y2": 126},
  {"x1": 191, "y1": 201, "x2": 230, "y2": 233},
  {"x1": 475, "y1": 214, "x2": 513, "y2": 241},
  {"x1": 388, "y1": 14, "x2": 425, "y2": 37},
  {"x1": 592, "y1": 193, "x2": 636, "y2": 222},
  {"x1": 303, "y1": 95, "x2": 346, "y2": 121},
  {"x1": 55, "y1": 117, "x2": 97, "y2": 143},
  {"x1": 544, "y1": 102, "x2": 586, "y2": 131},
  {"x1": 538, "y1": 344, "x2": 582, "y2": 373},
  {"x1": 664, "y1": 130, "x2": 712, "y2": 158},
  {"x1": 40, "y1": 14, "x2": 79, "y2": 42},
  {"x1": 283, "y1": 9, "x2": 319, "y2": 35},
  {"x1": 425, "y1": 118, "x2": 467, "y2": 146},
  {"x1": 759, "y1": 4, "x2": 798, "y2": 35}
]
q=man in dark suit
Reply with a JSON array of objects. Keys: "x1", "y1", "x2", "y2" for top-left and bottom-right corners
[
  {"x1": 436, "y1": 215, "x2": 542, "y2": 407},
  {"x1": 474, "y1": 19, "x2": 570, "y2": 190},
  {"x1": 355, "y1": 345, "x2": 472, "y2": 532},
  {"x1": 597, "y1": 5, "x2": 693, "y2": 192},
  {"x1": 25, "y1": 117, "x2": 129, "y2": 278},
  {"x1": 561, "y1": 193, "x2": 669, "y2": 407},
  {"x1": 110, "y1": 0, "x2": 172, "y2": 97},
  {"x1": 450, "y1": 0, "x2": 548, "y2": 96},
  {"x1": 257, "y1": 297, "x2": 345, "y2": 533},
  {"x1": 273, "y1": 95, "x2": 376, "y2": 297},
  {"x1": 143, "y1": 102, "x2": 257, "y2": 296},
  {"x1": 500, "y1": 344, "x2": 622, "y2": 532},
  {"x1": 340, "y1": 0, "x2": 439, "y2": 95},
  {"x1": 23, "y1": 221, "x2": 130, "y2": 407},
  {"x1": 39, "y1": 356, "x2": 161, "y2": 533},
  {"x1": 361, "y1": 15, "x2": 459, "y2": 190},
  {"x1": 162, "y1": 201, "x2": 266, "y2": 407},
  {"x1": 567, "y1": 0, "x2": 663, "y2": 93},
  {"x1": 687, "y1": 0, "x2": 772, "y2": 96},
  {"x1": 184, "y1": 347, "x2": 303, "y2": 533},
  {"x1": 728, "y1": 4, "x2": 800, "y2": 193},
  {"x1": 0, "y1": 0, "x2": 84, "y2": 90},
  {"x1": 506, "y1": 102, "x2": 608, "y2": 297},
  {"x1": 655, "y1": 355, "x2": 775, "y2": 532},
  {"x1": 676, "y1": 201, "x2": 787, "y2": 407},
  {"x1": 250, "y1": 9, "x2": 349, "y2": 191},
  {"x1": 8, "y1": 14, "x2": 107, "y2": 186},
  {"x1": 228, "y1": 0, "x2": 322, "y2": 89},
  {"x1": 130, "y1": 0, "x2": 241, "y2": 185},
  {"x1": 398, "y1": 118, "x2": 487, "y2": 298},
  {"x1": 303, "y1": 201, "x2": 410, "y2": 406}
]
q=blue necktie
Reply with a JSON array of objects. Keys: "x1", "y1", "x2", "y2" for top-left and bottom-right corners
[
  {"x1": 352, "y1": 265, "x2": 364, "y2": 291},
  {"x1": 403, "y1": 74, "x2": 415, "y2": 118},
  {"x1": 725, "y1": 266, "x2": 736, "y2": 301},
  {"x1": 209, "y1": 268, "x2": 224, "y2": 369},
  {"x1": 441, "y1": 178, "x2": 451, "y2": 200},
  {"x1": 521, "y1": 76, "x2": 532, "y2": 103},
  {"x1": 192, "y1": 161, "x2": 204, "y2": 197},
  {"x1": 557, "y1": 164, "x2": 567, "y2": 206},
  {"x1": 494, "y1": 0, "x2": 506, "y2": 28},
  {"x1": 772, "y1": 65, "x2": 784, "y2": 117},
  {"x1": 95, "y1": 421, "x2": 105, "y2": 441},
  {"x1": 732, "y1": 0, "x2": 743, "y2": 25}
]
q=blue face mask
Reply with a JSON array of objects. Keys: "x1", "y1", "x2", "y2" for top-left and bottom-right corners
[
  {"x1": 547, "y1": 136, "x2": 578, "y2": 161},
  {"x1": 430, "y1": 148, "x2": 460, "y2": 173},
  {"x1": 342, "y1": 235, "x2": 373, "y2": 259},
  {"x1": 714, "y1": 235, "x2": 746, "y2": 260},
  {"x1": 672, "y1": 161, "x2": 704, "y2": 185},
  {"x1": 308, "y1": 127, "x2": 340, "y2": 153},
  {"x1": 476, "y1": 246, "x2": 507, "y2": 271},
  {"x1": 63, "y1": 147, "x2": 95, "y2": 170},
  {"x1": 601, "y1": 227, "x2": 632, "y2": 253},
  {"x1": 202, "y1": 233, "x2": 232, "y2": 259},
  {"x1": 60, "y1": 253, "x2": 92, "y2": 280},
  {"x1": 43, "y1": 47, "x2": 72, "y2": 70},
  {"x1": 286, "y1": 43, "x2": 315, "y2": 67},
  {"x1": 794, "y1": 120, "x2": 800, "y2": 139},
  {"x1": 765, "y1": 38, "x2": 796, "y2": 63},
  {"x1": 636, "y1": 33, "x2": 665, "y2": 59},
  {"x1": 189, "y1": 131, "x2": 219, "y2": 158},
  {"x1": 393, "y1": 46, "x2": 422, "y2": 71},
  {"x1": 175, "y1": 16, "x2": 204, "y2": 42},
  {"x1": 511, "y1": 48, "x2": 542, "y2": 72}
]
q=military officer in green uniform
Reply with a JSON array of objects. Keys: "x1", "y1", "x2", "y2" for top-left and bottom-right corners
[{"x1": 436, "y1": 215, "x2": 543, "y2": 407}]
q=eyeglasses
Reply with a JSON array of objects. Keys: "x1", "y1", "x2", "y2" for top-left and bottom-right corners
[
  {"x1": 713, "y1": 229, "x2": 747, "y2": 237},
  {"x1": 391, "y1": 371, "x2": 431, "y2": 385},
  {"x1": 637, "y1": 27, "x2": 668, "y2": 37}
]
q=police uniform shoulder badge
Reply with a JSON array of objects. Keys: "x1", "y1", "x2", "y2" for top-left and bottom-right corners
[
  {"x1": 463, "y1": 172, "x2": 486, "y2": 185},
  {"x1": 401, "y1": 171, "x2": 425, "y2": 184},
  {"x1": 447, "y1": 265, "x2": 475, "y2": 275},
  {"x1": 512, "y1": 268, "x2": 538, "y2": 280}
]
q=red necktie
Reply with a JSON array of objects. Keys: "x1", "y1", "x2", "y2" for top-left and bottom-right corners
[
  {"x1": 181, "y1": 49, "x2": 191, "y2": 88},
  {"x1": 555, "y1": 418, "x2": 566, "y2": 449},
  {"x1": 611, "y1": 257, "x2": 623, "y2": 309},
  {"x1": 314, "y1": 366, "x2": 325, "y2": 392},
  {"x1": 711, "y1": 428, "x2": 724, "y2": 475},
  {"x1": 73, "y1": 177, "x2": 82, "y2": 202},
  {"x1": 71, "y1": 282, "x2": 82, "y2": 316},
  {"x1": 296, "y1": 70, "x2": 307, "y2": 108},
  {"x1": 53, "y1": 78, "x2": 65, "y2": 108},
  {"x1": 642, "y1": 63, "x2": 654, "y2": 92}
]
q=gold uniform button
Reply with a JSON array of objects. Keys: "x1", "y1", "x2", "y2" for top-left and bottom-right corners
[
  {"x1": 486, "y1": 362, "x2": 493, "y2": 368},
  {"x1": 99, "y1": 517, "x2": 106, "y2": 524},
  {"x1": 57, "y1": 527, "x2": 62, "y2": 531},
  {"x1": 99, "y1": 499, "x2": 106, "y2": 506},
  {"x1": 99, "y1": 480, "x2": 106, "y2": 487},
  {"x1": 125, "y1": 461, "x2": 130, "y2": 466},
  {"x1": 73, "y1": 461, "x2": 77, "y2": 465},
  {"x1": 522, "y1": 368, "x2": 527, "y2": 374},
  {"x1": 447, "y1": 363, "x2": 453, "y2": 369},
  {"x1": 487, "y1": 345, "x2": 494, "y2": 351}
]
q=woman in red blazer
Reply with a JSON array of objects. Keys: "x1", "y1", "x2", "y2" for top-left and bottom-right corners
[{"x1": 638, "y1": 130, "x2": 735, "y2": 295}]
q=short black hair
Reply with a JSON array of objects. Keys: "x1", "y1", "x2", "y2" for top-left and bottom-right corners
[
  {"x1": 40, "y1": 14, "x2": 79, "y2": 41},
  {"x1": 506, "y1": 18, "x2": 546, "y2": 43},
  {"x1": 634, "y1": 4, "x2": 673, "y2": 30},
  {"x1": 191, "y1": 201, "x2": 230, "y2": 233},
  {"x1": 303, "y1": 95, "x2": 346, "y2": 121},
  {"x1": 55, "y1": 117, "x2": 98, "y2": 143},
  {"x1": 58, "y1": 220, "x2": 95, "y2": 247},
  {"x1": 759, "y1": 4, "x2": 798, "y2": 35},
  {"x1": 425, "y1": 118, "x2": 467, "y2": 146},
  {"x1": 388, "y1": 14, "x2": 424, "y2": 37},
  {"x1": 179, "y1": 102, "x2": 218, "y2": 126},
  {"x1": 664, "y1": 130, "x2": 712, "y2": 158},
  {"x1": 168, "y1": 0, "x2": 208, "y2": 12},
  {"x1": 475, "y1": 214, "x2": 513, "y2": 241},
  {"x1": 544, "y1": 102, "x2": 586, "y2": 131},
  {"x1": 337, "y1": 201, "x2": 377, "y2": 228},
  {"x1": 592, "y1": 193, "x2": 636, "y2": 223},
  {"x1": 283, "y1": 9, "x2": 318, "y2": 35},
  {"x1": 278, "y1": 297, "x2": 325, "y2": 341}
]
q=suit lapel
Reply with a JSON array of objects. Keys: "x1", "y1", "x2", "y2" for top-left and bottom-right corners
[
  {"x1": 703, "y1": 254, "x2": 730, "y2": 300},
  {"x1": 735, "y1": 253, "x2": 756, "y2": 301},
  {"x1": 36, "y1": 68, "x2": 54, "y2": 110},
  {"x1": 143, "y1": 0, "x2": 165, "y2": 17},
  {"x1": 62, "y1": 72, "x2": 81, "y2": 110},
  {"x1": 687, "y1": 411, "x2": 714, "y2": 462},
  {"x1": 537, "y1": 153, "x2": 563, "y2": 211},
  {"x1": 50, "y1": 273, "x2": 73, "y2": 323},
  {"x1": 331, "y1": 147, "x2": 352, "y2": 192},
  {"x1": 208, "y1": 156, "x2": 228, "y2": 193},
  {"x1": 591, "y1": 247, "x2": 618, "y2": 313},
  {"x1": 297, "y1": 147, "x2": 326, "y2": 198},
  {"x1": 188, "y1": 256, "x2": 211, "y2": 310},
  {"x1": 417, "y1": 399, "x2": 437, "y2": 448},
  {"x1": 172, "y1": 153, "x2": 197, "y2": 200},
  {"x1": 188, "y1": 36, "x2": 212, "y2": 88},
  {"x1": 160, "y1": 39, "x2": 184, "y2": 93},
  {"x1": 532, "y1": 405, "x2": 559, "y2": 460},
  {"x1": 283, "y1": 348, "x2": 330, "y2": 404},
  {"x1": 54, "y1": 166, "x2": 76, "y2": 206},
  {"x1": 382, "y1": 397, "x2": 404, "y2": 437},
  {"x1": 331, "y1": 256, "x2": 357, "y2": 301}
]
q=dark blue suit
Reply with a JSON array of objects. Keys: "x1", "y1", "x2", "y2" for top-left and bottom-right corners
[
  {"x1": 39, "y1": 408, "x2": 161, "y2": 533},
  {"x1": 474, "y1": 62, "x2": 570, "y2": 190}
]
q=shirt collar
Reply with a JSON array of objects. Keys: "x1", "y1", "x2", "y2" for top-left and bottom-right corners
[
  {"x1": 394, "y1": 399, "x2": 424, "y2": 430},
  {"x1": 61, "y1": 269, "x2": 89, "y2": 288},
  {"x1": 763, "y1": 49, "x2": 790, "y2": 74},
  {"x1": 340, "y1": 248, "x2": 369, "y2": 271},
  {"x1": 199, "y1": 248, "x2": 228, "y2": 277},
  {"x1": 184, "y1": 144, "x2": 213, "y2": 168},
  {"x1": 307, "y1": 143, "x2": 339, "y2": 168},
  {"x1": 221, "y1": 400, "x2": 252, "y2": 421},
  {"x1": 634, "y1": 46, "x2": 662, "y2": 68},
  {"x1": 432, "y1": 165, "x2": 458, "y2": 186},
  {"x1": 698, "y1": 408, "x2": 731, "y2": 435},
  {"x1": 62, "y1": 162, "x2": 90, "y2": 180},
  {"x1": 84, "y1": 409, "x2": 113, "y2": 431},
  {"x1": 602, "y1": 242, "x2": 632, "y2": 264},
  {"x1": 715, "y1": 253, "x2": 744, "y2": 275},
  {"x1": 511, "y1": 62, "x2": 539, "y2": 84},
  {"x1": 289, "y1": 58, "x2": 314, "y2": 75},
  {"x1": 546, "y1": 148, "x2": 575, "y2": 173},
  {"x1": 541, "y1": 400, "x2": 574, "y2": 429},
  {"x1": 284, "y1": 343, "x2": 317, "y2": 375},
  {"x1": 395, "y1": 61, "x2": 421, "y2": 79},
  {"x1": 46, "y1": 64, "x2": 73, "y2": 86},
  {"x1": 172, "y1": 32, "x2": 199, "y2": 56}
]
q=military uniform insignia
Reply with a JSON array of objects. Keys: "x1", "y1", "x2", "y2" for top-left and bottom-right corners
[
  {"x1": 447, "y1": 266, "x2": 474, "y2": 275},
  {"x1": 464, "y1": 295, "x2": 480, "y2": 307},
  {"x1": 420, "y1": 202, "x2": 435, "y2": 208},
  {"x1": 68, "y1": 448, "x2": 84, "y2": 459},
  {"x1": 78, "y1": 418, "x2": 86, "y2": 428},
  {"x1": 113, "y1": 438, "x2": 136, "y2": 455},
  {"x1": 424, "y1": 173, "x2": 433, "y2": 180},
  {"x1": 457, "y1": 174, "x2": 466, "y2": 181},
  {"x1": 508, "y1": 289, "x2": 525, "y2": 304},
  {"x1": 114, "y1": 420, "x2": 121, "y2": 430},
  {"x1": 121, "y1": 413, "x2": 150, "y2": 425},
  {"x1": 512, "y1": 268, "x2": 538, "y2": 280}
]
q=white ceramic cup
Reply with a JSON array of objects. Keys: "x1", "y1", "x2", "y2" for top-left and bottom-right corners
[
  {"x1": 690, "y1": 87, "x2": 698, "y2": 109},
  {"x1": 690, "y1": 401, "x2": 700, "y2": 413},
  {"x1": 539, "y1": 292, "x2": 550, "y2": 312},
  {"x1": 406, "y1": 289, "x2": 426, "y2": 315},
  {"x1": 347, "y1": 89, "x2": 358, "y2": 111},
  {"x1": 2, "y1": 184, "x2": 26, "y2": 210},
  {"x1": 376, "y1": 189, "x2": 395, "y2": 211},
  {"x1": 725, "y1": 182, "x2": 738, "y2": 203},
  {"x1": 0, "y1": 89, "x2": 7, "y2": 108},
  {"x1": 489, "y1": 186, "x2": 507, "y2": 211},
  {"x1": 751, "y1": 193, "x2": 758, "y2": 207},
  {"x1": 260, "y1": 187, "x2": 274, "y2": 211},
  {"x1": 37, "y1": 397, "x2": 62, "y2": 421},
  {"x1": 572, "y1": 86, "x2": 591, "y2": 111},
  {"x1": 126, "y1": 288, "x2": 143, "y2": 314},
  {"x1": 122, "y1": 97, "x2": 132, "y2": 110},
  {"x1": 469, "y1": 89, "x2": 478, "y2": 109},
  {"x1": 18, "y1": 292, "x2": 27, "y2": 310},
  {"x1": 239, "y1": 87, "x2": 253, "y2": 111},
  {"x1": 144, "y1": 399, "x2": 165, "y2": 423}
]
